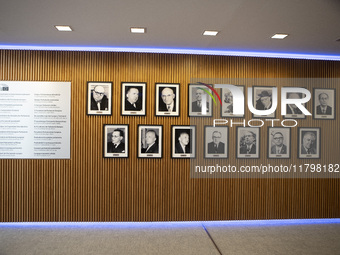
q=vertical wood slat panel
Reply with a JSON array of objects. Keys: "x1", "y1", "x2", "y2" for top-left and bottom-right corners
[{"x1": 0, "y1": 49, "x2": 339, "y2": 222}]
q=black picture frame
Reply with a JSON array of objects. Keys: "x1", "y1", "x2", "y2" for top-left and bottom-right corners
[
  {"x1": 204, "y1": 126, "x2": 228, "y2": 159},
  {"x1": 171, "y1": 125, "x2": 196, "y2": 158},
  {"x1": 121, "y1": 82, "x2": 146, "y2": 116},
  {"x1": 103, "y1": 124, "x2": 129, "y2": 158},
  {"x1": 236, "y1": 127, "x2": 260, "y2": 159},
  {"x1": 283, "y1": 87, "x2": 307, "y2": 119},
  {"x1": 220, "y1": 85, "x2": 245, "y2": 118},
  {"x1": 87, "y1": 81, "x2": 112, "y2": 115},
  {"x1": 252, "y1": 86, "x2": 276, "y2": 119},
  {"x1": 137, "y1": 125, "x2": 163, "y2": 158},
  {"x1": 155, "y1": 83, "x2": 180, "y2": 117},
  {"x1": 313, "y1": 88, "x2": 336, "y2": 120},
  {"x1": 188, "y1": 83, "x2": 213, "y2": 117},
  {"x1": 267, "y1": 127, "x2": 291, "y2": 159},
  {"x1": 298, "y1": 127, "x2": 321, "y2": 159}
]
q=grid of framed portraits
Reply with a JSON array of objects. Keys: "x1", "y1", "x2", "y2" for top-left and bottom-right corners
[
  {"x1": 204, "y1": 126, "x2": 228, "y2": 158},
  {"x1": 102, "y1": 124, "x2": 322, "y2": 160},
  {"x1": 236, "y1": 127, "x2": 260, "y2": 158},
  {"x1": 121, "y1": 82, "x2": 146, "y2": 116},
  {"x1": 155, "y1": 83, "x2": 180, "y2": 116},
  {"x1": 87, "y1": 81, "x2": 112, "y2": 115},
  {"x1": 221, "y1": 85, "x2": 245, "y2": 118},
  {"x1": 87, "y1": 81, "x2": 331, "y2": 159},
  {"x1": 103, "y1": 125, "x2": 128, "y2": 158},
  {"x1": 268, "y1": 127, "x2": 291, "y2": 159},
  {"x1": 85, "y1": 81, "x2": 336, "y2": 120},
  {"x1": 171, "y1": 125, "x2": 196, "y2": 158},
  {"x1": 313, "y1": 88, "x2": 335, "y2": 120},
  {"x1": 137, "y1": 125, "x2": 162, "y2": 158},
  {"x1": 188, "y1": 84, "x2": 213, "y2": 117},
  {"x1": 298, "y1": 127, "x2": 320, "y2": 159}
]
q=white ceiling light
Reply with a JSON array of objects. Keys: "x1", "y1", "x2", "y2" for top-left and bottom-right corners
[
  {"x1": 271, "y1": 33, "x2": 288, "y2": 39},
  {"x1": 203, "y1": 30, "x2": 219, "y2": 36},
  {"x1": 55, "y1": 25, "x2": 73, "y2": 32},
  {"x1": 130, "y1": 27, "x2": 146, "y2": 33}
]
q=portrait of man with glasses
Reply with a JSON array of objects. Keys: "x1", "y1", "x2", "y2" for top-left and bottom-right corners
[
  {"x1": 87, "y1": 82, "x2": 112, "y2": 115},
  {"x1": 91, "y1": 85, "x2": 109, "y2": 111},
  {"x1": 268, "y1": 128, "x2": 290, "y2": 159}
]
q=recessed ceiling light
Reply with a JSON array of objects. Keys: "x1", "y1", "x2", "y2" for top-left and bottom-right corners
[
  {"x1": 203, "y1": 30, "x2": 219, "y2": 36},
  {"x1": 55, "y1": 25, "x2": 73, "y2": 32},
  {"x1": 271, "y1": 33, "x2": 288, "y2": 39},
  {"x1": 130, "y1": 27, "x2": 146, "y2": 34}
]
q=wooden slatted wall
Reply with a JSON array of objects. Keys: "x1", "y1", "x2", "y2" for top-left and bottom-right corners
[{"x1": 0, "y1": 50, "x2": 339, "y2": 222}]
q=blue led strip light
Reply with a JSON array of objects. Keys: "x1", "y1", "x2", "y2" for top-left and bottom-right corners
[
  {"x1": 0, "y1": 45, "x2": 340, "y2": 61},
  {"x1": 0, "y1": 219, "x2": 339, "y2": 228}
]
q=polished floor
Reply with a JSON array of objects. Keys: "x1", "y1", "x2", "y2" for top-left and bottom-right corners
[{"x1": 0, "y1": 219, "x2": 339, "y2": 255}]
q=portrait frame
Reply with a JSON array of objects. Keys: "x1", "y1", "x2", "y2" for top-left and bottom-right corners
[
  {"x1": 313, "y1": 88, "x2": 336, "y2": 120},
  {"x1": 283, "y1": 87, "x2": 307, "y2": 119},
  {"x1": 221, "y1": 85, "x2": 245, "y2": 118},
  {"x1": 252, "y1": 86, "x2": 276, "y2": 119},
  {"x1": 188, "y1": 84, "x2": 213, "y2": 117},
  {"x1": 121, "y1": 82, "x2": 146, "y2": 116},
  {"x1": 236, "y1": 127, "x2": 260, "y2": 159},
  {"x1": 137, "y1": 125, "x2": 163, "y2": 158},
  {"x1": 204, "y1": 126, "x2": 228, "y2": 159},
  {"x1": 298, "y1": 127, "x2": 321, "y2": 159},
  {"x1": 171, "y1": 125, "x2": 196, "y2": 158},
  {"x1": 87, "y1": 81, "x2": 112, "y2": 116},
  {"x1": 267, "y1": 127, "x2": 291, "y2": 159},
  {"x1": 103, "y1": 124, "x2": 129, "y2": 158},
  {"x1": 155, "y1": 83, "x2": 180, "y2": 117}
]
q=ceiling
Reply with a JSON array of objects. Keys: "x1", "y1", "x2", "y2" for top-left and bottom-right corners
[{"x1": 1, "y1": 0, "x2": 340, "y2": 57}]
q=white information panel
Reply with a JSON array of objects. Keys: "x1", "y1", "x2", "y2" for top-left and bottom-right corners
[{"x1": 0, "y1": 81, "x2": 71, "y2": 159}]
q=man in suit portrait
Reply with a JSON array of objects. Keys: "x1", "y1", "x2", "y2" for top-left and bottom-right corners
[
  {"x1": 159, "y1": 87, "x2": 176, "y2": 112},
  {"x1": 207, "y1": 131, "x2": 225, "y2": 154},
  {"x1": 270, "y1": 132, "x2": 287, "y2": 155},
  {"x1": 240, "y1": 131, "x2": 256, "y2": 154},
  {"x1": 125, "y1": 87, "x2": 142, "y2": 111},
  {"x1": 301, "y1": 132, "x2": 316, "y2": 154},
  {"x1": 255, "y1": 90, "x2": 272, "y2": 110},
  {"x1": 316, "y1": 93, "x2": 332, "y2": 115},
  {"x1": 175, "y1": 131, "x2": 190, "y2": 153},
  {"x1": 107, "y1": 129, "x2": 125, "y2": 153},
  {"x1": 90, "y1": 85, "x2": 109, "y2": 111},
  {"x1": 192, "y1": 88, "x2": 209, "y2": 113},
  {"x1": 286, "y1": 93, "x2": 303, "y2": 115},
  {"x1": 141, "y1": 130, "x2": 159, "y2": 153}
]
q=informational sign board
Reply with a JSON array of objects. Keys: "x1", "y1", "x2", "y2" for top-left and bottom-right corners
[{"x1": 0, "y1": 81, "x2": 71, "y2": 159}]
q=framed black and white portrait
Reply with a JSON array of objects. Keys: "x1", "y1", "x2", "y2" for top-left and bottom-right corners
[
  {"x1": 87, "y1": 82, "x2": 112, "y2": 115},
  {"x1": 103, "y1": 124, "x2": 128, "y2": 158},
  {"x1": 221, "y1": 85, "x2": 245, "y2": 118},
  {"x1": 313, "y1": 88, "x2": 335, "y2": 120},
  {"x1": 155, "y1": 83, "x2": 180, "y2": 117},
  {"x1": 252, "y1": 86, "x2": 276, "y2": 118},
  {"x1": 268, "y1": 127, "x2": 291, "y2": 159},
  {"x1": 204, "y1": 126, "x2": 228, "y2": 159},
  {"x1": 298, "y1": 127, "x2": 320, "y2": 159},
  {"x1": 236, "y1": 127, "x2": 260, "y2": 159},
  {"x1": 284, "y1": 89, "x2": 307, "y2": 119},
  {"x1": 121, "y1": 82, "x2": 146, "y2": 116},
  {"x1": 137, "y1": 125, "x2": 162, "y2": 158},
  {"x1": 188, "y1": 84, "x2": 213, "y2": 117},
  {"x1": 171, "y1": 125, "x2": 196, "y2": 158}
]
